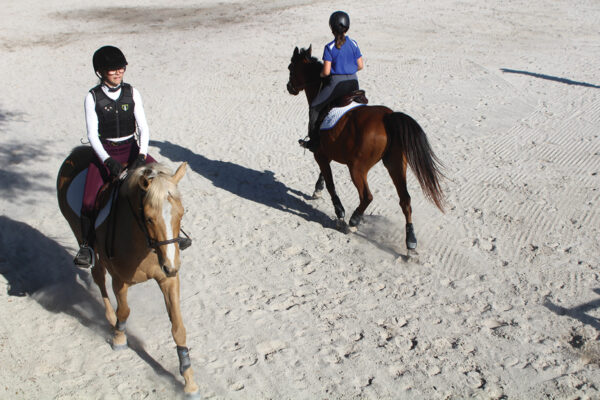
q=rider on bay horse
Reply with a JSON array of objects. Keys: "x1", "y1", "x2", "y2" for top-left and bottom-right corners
[
  {"x1": 299, "y1": 11, "x2": 364, "y2": 152},
  {"x1": 74, "y1": 45, "x2": 157, "y2": 267}
]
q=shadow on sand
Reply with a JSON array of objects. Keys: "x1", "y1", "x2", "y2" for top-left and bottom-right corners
[
  {"x1": 0, "y1": 216, "x2": 181, "y2": 391},
  {"x1": 353, "y1": 215, "x2": 410, "y2": 260},
  {"x1": 0, "y1": 108, "x2": 53, "y2": 201},
  {"x1": 150, "y1": 140, "x2": 417, "y2": 258},
  {"x1": 501, "y1": 69, "x2": 600, "y2": 89},
  {"x1": 150, "y1": 140, "x2": 332, "y2": 226},
  {"x1": 544, "y1": 288, "x2": 600, "y2": 331}
]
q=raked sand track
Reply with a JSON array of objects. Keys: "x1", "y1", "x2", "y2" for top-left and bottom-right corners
[{"x1": 1, "y1": 0, "x2": 599, "y2": 398}]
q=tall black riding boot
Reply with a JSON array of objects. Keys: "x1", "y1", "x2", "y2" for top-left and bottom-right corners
[
  {"x1": 74, "y1": 215, "x2": 95, "y2": 268},
  {"x1": 299, "y1": 108, "x2": 320, "y2": 152}
]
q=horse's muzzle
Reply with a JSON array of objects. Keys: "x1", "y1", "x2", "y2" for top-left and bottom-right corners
[{"x1": 287, "y1": 81, "x2": 299, "y2": 95}]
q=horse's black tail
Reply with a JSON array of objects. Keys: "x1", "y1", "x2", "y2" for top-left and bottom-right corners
[{"x1": 383, "y1": 112, "x2": 445, "y2": 211}]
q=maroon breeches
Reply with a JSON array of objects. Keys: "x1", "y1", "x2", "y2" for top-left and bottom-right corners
[{"x1": 81, "y1": 141, "x2": 156, "y2": 215}]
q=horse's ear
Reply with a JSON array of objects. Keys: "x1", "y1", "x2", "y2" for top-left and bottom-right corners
[
  {"x1": 307, "y1": 44, "x2": 312, "y2": 57},
  {"x1": 172, "y1": 162, "x2": 187, "y2": 184},
  {"x1": 139, "y1": 176, "x2": 151, "y2": 192},
  {"x1": 293, "y1": 46, "x2": 299, "y2": 57}
]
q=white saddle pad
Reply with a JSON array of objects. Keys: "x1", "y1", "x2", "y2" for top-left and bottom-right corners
[
  {"x1": 320, "y1": 102, "x2": 366, "y2": 130},
  {"x1": 66, "y1": 169, "x2": 113, "y2": 229}
]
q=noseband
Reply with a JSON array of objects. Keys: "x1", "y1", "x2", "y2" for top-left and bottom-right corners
[{"x1": 128, "y1": 191, "x2": 189, "y2": 251}]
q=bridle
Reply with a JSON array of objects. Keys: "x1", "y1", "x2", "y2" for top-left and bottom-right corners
[{"x1": 127, "y1": 189, "x2": 190, "y2": 251}]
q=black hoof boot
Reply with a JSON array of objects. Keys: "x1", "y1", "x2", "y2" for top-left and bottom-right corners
[
  {"x1": 349, "y1": 212, "x2": 362, "y2": 227},
  {"x1": 315, "y1": 174, "x2": 325, "y2": 193},
  {"x1": 406, "y1": 223, "x2": 417, "y2": 250},
  {"x1": 334, "y1": 204, "x2": 345, "y2": 220}
]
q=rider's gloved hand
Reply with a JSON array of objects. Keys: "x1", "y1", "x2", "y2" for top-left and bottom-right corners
[
  {"x1": 129, "y1": 153, "x2": 147, "y2": 170},
  {"x1": 104, "y1": 157, "x2": 123, "y2": 178}
]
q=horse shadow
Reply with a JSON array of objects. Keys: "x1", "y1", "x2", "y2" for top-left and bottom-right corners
[
  {"x1": 544, "y1": 288, "x2": 600, "y2": 331},
  {"x1": 0, "y1": 216, "x2": 180, "y2": 390},
  {"x1": 150, "y1": 140, "x2": 332, "y2": 226}
]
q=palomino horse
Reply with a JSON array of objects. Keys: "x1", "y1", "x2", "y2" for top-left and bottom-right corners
[
  {"x1": 287, "y1": 46, "x2": 445, "y2": 250},
  {"x1": 56, "y1": 146, "x2": 198, "y2": 396}
]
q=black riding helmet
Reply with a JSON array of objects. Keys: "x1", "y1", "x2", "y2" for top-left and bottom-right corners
[
  {"x1": 93, "y1": 45, "x2": 128, "y2": 73},
  {"x1": 329, "y1": 11, "x2": 350, "y2": 34}
]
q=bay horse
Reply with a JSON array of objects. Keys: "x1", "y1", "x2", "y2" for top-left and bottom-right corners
[
  {"x1": 56, "y1": 146, "x2": 198, "y2": 396},
  {"x1": 287, "y1": 46, "x2": 445, "y2": 250}
]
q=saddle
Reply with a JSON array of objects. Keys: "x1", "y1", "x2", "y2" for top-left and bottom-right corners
[
  {"x1": 332, "y1": 90, "x2": 368, "y2": 108},
  {"x1": 317, "y1": 90, "x2": 369, "y2": 130}
]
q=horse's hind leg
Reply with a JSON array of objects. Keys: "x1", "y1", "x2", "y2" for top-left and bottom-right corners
[
  {"x1": 383, "y1": 155, "x2": 417, "y2": 249},
  {"x1": 111, "y1": 279, "x2": 130, "y2": 350},
  {"x1": 348, "y1": 164, "x2": 373, "y2": 228},
  {"x1": 159, "y1": 276, "x2": 199, "y2": 395},
  {"x1": 91, "y1": 264, "x2": 117, "y2": 327},
  {"x1": 315, "y1": 156, "x2": 345, "y2": 220}
]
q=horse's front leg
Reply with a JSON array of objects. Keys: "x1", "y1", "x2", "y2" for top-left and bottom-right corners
[
  {"x1": 111, "y1": 279, "x2": 130, "y2": 350},
  {"x1": 159, "y1": 275, "x2": 199, "y2": 396},
  {"x1": 312, "y1": 173, "x2": 325, "y2": 199},
  {"x1": 315, "y1": 155, "x2": 345, "y2": 221},
  {"x1": 91, "y1": 263, "x2": 117, "y2": 327}
]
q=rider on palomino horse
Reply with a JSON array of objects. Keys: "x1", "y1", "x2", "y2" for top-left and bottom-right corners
[
  {"x1": 75, "y1": 46, "x2": 164, "y2": 267},
  {"x1": 299, "y1": 11, "x2": 364, "y2": 152}
]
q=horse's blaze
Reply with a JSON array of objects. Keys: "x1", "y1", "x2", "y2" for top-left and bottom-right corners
[{"x1": 162, "y1": 200, "x2": 177, "y2": 267}]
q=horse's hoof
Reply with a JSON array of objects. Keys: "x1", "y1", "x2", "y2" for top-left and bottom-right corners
[
  {"x1": 335, "y1": 218, "x2": 346, "y2": 231},
  {"x1": 311, "y1": 190, "x2": 322, "y2": 199},
  {"x1": 406, "y1": 240, "x2": 417, "y2": 250},
  {"x1": 184, "y1": 388, "x2": 200, "y2": 399},
  {"x1": 111, "y1": 342, "x2": 128, "y2": 351},
  {"x1": 347, "y1": 225, "x2": 358, "y2": 233}
]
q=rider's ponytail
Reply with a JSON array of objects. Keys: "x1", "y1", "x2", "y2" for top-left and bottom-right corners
[{"x1": 334, "y1": 32, "x2": 346, "y2": 49}]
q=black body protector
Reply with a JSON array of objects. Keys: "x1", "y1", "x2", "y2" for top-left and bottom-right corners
[{"x1": 90, "y1": 83, "x2": 136, "y2": 139}]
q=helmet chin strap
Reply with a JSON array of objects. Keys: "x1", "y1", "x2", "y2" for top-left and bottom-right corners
[
  {"x1": 103, "y1": 82, "x2": 122, "y2": 92},
  {"x1": 95, "y1": 70, "x2": 123, "y2": 92}
]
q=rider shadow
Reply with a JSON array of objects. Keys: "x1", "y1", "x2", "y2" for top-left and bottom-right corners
[
  {"x1": 150, "y1": 140, "x2": 333, "y2": 226},
  {"x1": 0, "y1": 216, "x2": 180, "y2": 389},
  {"x1": 544, "y1": 288, "x2": 600, "y2": 331}
]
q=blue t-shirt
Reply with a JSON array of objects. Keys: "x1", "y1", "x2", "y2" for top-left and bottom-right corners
[{"x1": 323, "y1": 37, "x2": 362, "y2": 75}]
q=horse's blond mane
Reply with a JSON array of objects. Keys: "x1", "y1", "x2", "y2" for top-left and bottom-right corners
[{"x1": 124, "y1": 163, "x2": 181, "y2": 207}]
